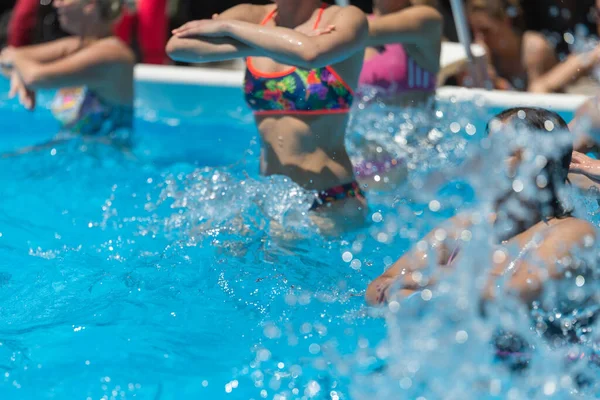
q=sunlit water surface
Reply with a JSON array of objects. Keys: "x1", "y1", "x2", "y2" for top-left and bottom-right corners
[{"x1": 0, "y1": 83, "x2": 598, "y2": 400}]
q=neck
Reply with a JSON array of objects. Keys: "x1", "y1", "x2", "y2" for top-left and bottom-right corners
[
  {"x1": 79, "y1": 22, "x2": 113, "y2": 40},
  {"x1": 495, "y1": 31, "x2": 522, "y2": 64},
  {"x1": 274, "y1": 0, "x2": 322, "y2": 28}
]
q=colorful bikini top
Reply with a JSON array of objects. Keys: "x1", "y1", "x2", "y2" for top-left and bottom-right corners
[
  {"x1": 359, "y1": 16, "x2": 437, "y2": 94},
  {"x1": 243, "y1": 5, "x2": 354, "y2": 116},
  {"x1": 51, "y1": 87, "x2": 133, "y2": 137}
]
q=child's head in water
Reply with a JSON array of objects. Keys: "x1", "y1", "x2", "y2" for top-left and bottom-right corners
[
  {"x1": 486, "y1": 107, "x2": 573, "y2": 237},
  {"x1": 54, "y1": 0, "x2": 125, "y2": 35}
]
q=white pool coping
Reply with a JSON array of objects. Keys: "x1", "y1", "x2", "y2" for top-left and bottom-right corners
[{"x1": 135, "y1": 60, "x2": 590, "y2": 114}]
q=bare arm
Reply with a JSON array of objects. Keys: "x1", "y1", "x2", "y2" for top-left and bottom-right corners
[
  {"x1": 485, "y1": 220, "x2": 596, "y2": 304},
  {"x1": 1, "y1": 37, "x2": 83, "y2": 66},
  {"x1": 169, "y1": 6, "x2": 369, "y2": 69},
  {"x1": 366, "y1": 5, "x2": 442, "y2": 47},
  {"x1": 568, "y1": 97, "x2": 600, "y2": 153},
  {"x1": 166, "y1": 4, "x2": 260, "y2": 63},
  {"x1": 11, "y1": 39, "x2": 133, "y2": 91},
  {"x1": 224, "y1": 6, "x2": 368, "y2": 69},
  {"x1": 528, "y1": 53, "x2": 596, "y2": 93},
  {"x1": 366, "y1": 215, "x2": 472, "y2": 304}
]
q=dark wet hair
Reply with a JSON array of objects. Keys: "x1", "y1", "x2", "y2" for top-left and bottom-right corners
[{"x1": 487, "y1": 107, "x2": 573, "y2": 219}]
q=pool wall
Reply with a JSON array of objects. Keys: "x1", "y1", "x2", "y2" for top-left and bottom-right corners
[{"x1": 135, "y1": 65, "x2": 590, "y2": 122}]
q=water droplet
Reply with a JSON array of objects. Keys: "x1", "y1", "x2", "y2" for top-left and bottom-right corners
[
  {"x1": 429, "y1": 200, "x2": 441, "y2": 212},
  {"x1": 389, "y1": 301, "x2": 400, "y2": 313},
  {"x1": 372, "y1": 212, "x2": 383, "y2": 223},
  {"x1": 455, "y1": 330, "x2": 468, "y2": 344},
  {"x1": 342, "y1": 252, "x2": 353, "y2": 262},
  {"x1": 512, "y1": 179, "x2": 524, "y2": 193},
  {"x1": 421, "y1": 289, "x2": 433, "y2": 301},
  {"x1": 543, "y1": 381, "x2": 556, "y2": 395}
]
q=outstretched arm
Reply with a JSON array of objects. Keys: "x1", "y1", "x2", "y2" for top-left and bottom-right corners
[
  {"x1": 168, "y1": 6, "x2": 369, "y2": 69},
  {"x1": 569, "y1": 97, "x2": 600, "y2": 153},
  {"x1": 483, "y1": 220, "x2": 596, "y2": 304},
  {"x1": 366, "y1": 5, "x2": 442, "y2": 47},
  {"x1": 166, "y1": 4, "x2": 259, "y2": 63},
  {"x1": 11, "y1": 39, "x2": 132, "y2": 90},
  {"x1": 528, "y1": 45, "x2": 598, "y2": 93},
  {"x1": 1, "y1": 37, "x2": 83, "y2": 69},
  {"x1": 365, "y1": 215, "x2": 471, "y2": 305}
]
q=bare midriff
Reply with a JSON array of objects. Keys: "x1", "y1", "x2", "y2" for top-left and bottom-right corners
[{"x1": 256, "y1": 113, "x2": 355, "y2": 191}]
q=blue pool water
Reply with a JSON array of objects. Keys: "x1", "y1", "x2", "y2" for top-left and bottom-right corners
[{"x1": 0, "y1": 80, "x2": 592, "y2": 400}]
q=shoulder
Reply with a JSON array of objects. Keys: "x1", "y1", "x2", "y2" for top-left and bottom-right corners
[
  {"x1": 522, "y1": 31, "x2": 556, "y2": 61},
  {"x1": 553, "y1": 217, "x2": 596, "y2": 238},
  {"x1": 540, "y1": 218, "x2": 596, "y2": 252},
  {"x1": 89, "y1": 37, "x2": 135, "y2": 65},
  {"x1": 217, "y1": 3, "x2": 273, "y2": 24}
]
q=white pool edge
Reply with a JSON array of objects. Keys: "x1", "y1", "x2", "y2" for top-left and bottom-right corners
[{"x1": 135, "y1": 64, "x2": 591, "y2": 113}]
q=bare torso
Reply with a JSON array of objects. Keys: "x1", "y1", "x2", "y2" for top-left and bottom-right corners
[{"x1": 248, "y1": 5, "x2": 365, "y2": 191}]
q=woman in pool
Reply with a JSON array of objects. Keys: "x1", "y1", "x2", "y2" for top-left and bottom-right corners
[
  {"x1": 466, "y1": 0, "x2": 600, "y2": 93},
  {"x1": 366, "y1": 107, "x2": 596, "y2": 306},
  {"x1": 0, "y1": 0, "x2": 135, "y2": 153},
  {"x1": 350, "y1": 0, "x2": 443, "y2": 189},
  {"x1": 360, "y1": 0, "x2": 442, "y2": 105},
  {"x1": 166, "y1": 1, "x2": 369, "y2": 234}
]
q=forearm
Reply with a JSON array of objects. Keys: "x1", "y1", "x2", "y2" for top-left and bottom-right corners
[
  {"x1": 529, "y1": 52, "x2": 594, "y2": 93},
  {"x1": 12, "y1": 53, "x2": 72, "y2": 90},
  {"x1": 226, "y1": 20, "x2": 361, "y2": 69},
  {"x1": 166, "y1": 36, "x2": 254, "y2": 63},
  {"x1": 12, "y1": 39, "x2": 79, "y2": 64},
  {"x1": 224, "y1": 21, "x2": 321, "y2": 68}
]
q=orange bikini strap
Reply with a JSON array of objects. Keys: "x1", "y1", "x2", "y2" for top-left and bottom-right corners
[
  {"x1": 260, "y1": 3, "x2": 328, "y2": 29},
  {"x1": 260, "y1": 8, "x2": 277, "y2": 26},
  {"x1": 313, "y1": 3, "x2": 328, "y2": 30}
]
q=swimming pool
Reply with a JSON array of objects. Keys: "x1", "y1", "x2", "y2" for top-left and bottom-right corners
[{"x1": 0, "y1": 69, "x2": 594, "y2": 400}]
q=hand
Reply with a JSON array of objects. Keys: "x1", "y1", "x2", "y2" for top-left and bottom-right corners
[
  {"x1": 570, "y1": 151, "x2": 600, "y2": 180},
  {"x1": 9, "y1": 72, "x2": 35, "y2": 111},
  {"x1": 0, "y1": 46, "x2": 15, "y2": 64},
  {"x1": 296, "y1": 24, "x2": 336, "y2": 37},
  {"x1": 172, "y1": 19, "x2": 231, "y2": 38}
]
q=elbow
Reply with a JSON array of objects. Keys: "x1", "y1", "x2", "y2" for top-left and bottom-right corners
[
  {"x1": 298, "y1": 47, "x2": 321, "y2": 69},
  {"x1": 166, "y1": 37, "x2": 187, "y2": 62},
  {"x1": 166, "y1": 37, "x2": 202, "y2": 63}
]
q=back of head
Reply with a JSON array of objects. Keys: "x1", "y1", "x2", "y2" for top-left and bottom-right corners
[{"x1": 488, "y1": 107, "x2": 573, "y2": 218}]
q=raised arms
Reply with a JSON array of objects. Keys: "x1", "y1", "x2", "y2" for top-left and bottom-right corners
[
  {"x1": 1, "y1": 37, "x2": 83, "y2": 66},
  {"x1": 165, "y1": 4, "x2": 260, "y2": 63},
  {"x1": 167, "y1": 5, "x2": 369, "y2": 69},
  {"x1": 11, "y1": 39, "x2": 133, "y2": 92}
]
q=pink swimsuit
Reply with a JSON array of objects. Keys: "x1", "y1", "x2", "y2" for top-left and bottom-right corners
[{"x1": 359, "y1": 43, "x2": 436, "y2": 94}]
